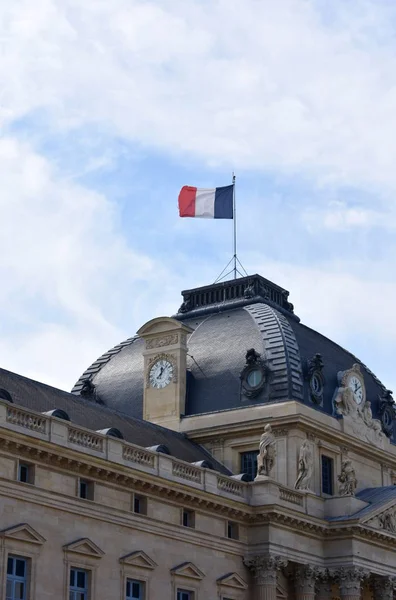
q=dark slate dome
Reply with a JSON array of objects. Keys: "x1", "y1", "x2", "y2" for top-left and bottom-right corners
[{"x1": 72, "y1": 274, "x2": 394, "y2": 441}]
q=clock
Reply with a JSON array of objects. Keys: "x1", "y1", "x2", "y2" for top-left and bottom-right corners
[
  {"x1": 149, "y1": 358, "x2": 173, "y2": 389},
  {"x1": 347, "y1": 374, "x2": 364, "y2": 404},
  {"x1": 310, "y1": 371, "x2": 324, "y2": 401}
]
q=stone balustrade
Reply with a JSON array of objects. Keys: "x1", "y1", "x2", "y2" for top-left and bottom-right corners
[{"x1": 0, "y1": 399, "x2": 250, "y2": 501}]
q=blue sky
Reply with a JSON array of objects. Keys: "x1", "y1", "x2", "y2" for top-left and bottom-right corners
[{"x1": 0, "y1": 0, "x2": 395, "y2": 395}]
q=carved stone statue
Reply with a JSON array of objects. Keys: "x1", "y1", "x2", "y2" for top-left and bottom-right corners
[
  {"x1": 334, "y1": 387, "x2": 359, "y2": 419},
  {"x1": 334, "y1": 388, "x2": 385, "y2": 448},
  {"x1": 338, "y1": 459, "x2": 357, "y2": 496},
  {"x1": 294, "y1": 440, "x2": 313, "y2": 491},
  {"x1": 257, "y1": 424, "x2": 276, "y2": 477},
  {"x1": 379, "y1": 509, "x2": 396, "y2": 533}
]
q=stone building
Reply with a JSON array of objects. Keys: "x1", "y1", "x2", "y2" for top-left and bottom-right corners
[{"x1": 1, "y1": 273, "x2": 396, "y2": 600}]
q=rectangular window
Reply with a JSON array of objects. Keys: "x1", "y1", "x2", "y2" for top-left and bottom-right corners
[
  {"x1": 126, "y1": 579, "x2": 144, "y2": 600},
  {"x1": 240, "y1": 451, "x2": 257, "y2": 481},
  {"x1": 133, "y1": 494, "x2": 147, "y2": 515},
  {"x1": 182, "y1": 509, "x2": 195, "y2": 528},
  {"x1": 18, "y1": 462, "x2": 34, "y2": 484},
  {"x1": 227, "y1": 520, "x2": 239, "y2": 540},
  {"x1": 70, "y1": 567, "x2": 89, "y2": 600},
  {"x1": 177, "y1": 590, "x2": 193, "y2": 600},
  {"x1": 6, "y1": 556, "x2": 27, "y2": 600},
  {"x1": 321, "y1": 455, "x2": 333, "y2": 495},
  {"x1": 78, "y1": 479, "x2": 94, "y2": 500}
]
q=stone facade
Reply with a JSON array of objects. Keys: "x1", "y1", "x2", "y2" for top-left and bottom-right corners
[{"x1": 2, "y1": 395, "x2": 396, "y2": 599}]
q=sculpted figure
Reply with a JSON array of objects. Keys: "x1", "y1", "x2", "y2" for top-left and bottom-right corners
[
  {"x1": 361, "y1": 400, "x2": 382, "y2": 436},
  {"x1": 257, "y1": 424, "x2": 276, "y2": 477},
  {"x1": 334, "y1": 387, "x2": 358, "y2": 418},
  {"x1": 294, "y1": 440, "x2": 313, "y2": 491},
  {"x1": 380, "y1": 510, "x2": 396, "y2": 533},
  {"x1": 338, "y1": 459, "x2": 357, "y2": 496}
]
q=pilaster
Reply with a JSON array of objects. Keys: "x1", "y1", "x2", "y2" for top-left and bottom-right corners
[
  {"x1": 372, "y1": 576, "x2": 394, "y2": 600},
  {"x1": 244, "y1": 555, "x2": 287, "y2": 600},
  {"x1": 294, "y1": 564, "x2": 318, "y2": 600}
]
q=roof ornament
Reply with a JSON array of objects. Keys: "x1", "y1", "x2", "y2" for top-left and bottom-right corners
[
  {"x1": 305, "y1": 353, "x2": 325, "y2": 405},
  {"x1": 240, "y1": 348, "x2": 269, "y2": 399},
  {"x1": 379, "y1": 389, "x2": 396, "y2": 438},
  {"x1": 80, "y1": 379, "x2": 102, "y2": 404}
]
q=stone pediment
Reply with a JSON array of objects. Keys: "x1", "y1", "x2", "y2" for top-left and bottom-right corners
[
  {"x1": 364, "y1": 502, "x2": 396, "y2": 534},
  {"x1": 171, "y1": 562, "x2": 205, "y2": 580},
  {"x1": 217, "y1": 572, "x2": 248, "y2": 589},
  {"x1": 63, "y1": 538, "x2": 104, "y2": 558},
  {"x1": 137, "y1": 317, "x2": 193, "y2": 337},
  {"x1": 0, "y1": 523, "x2": 46, "y2": 545},
  {"x1": 119, "y1": 551, "x2": 157, "y2": 570}
]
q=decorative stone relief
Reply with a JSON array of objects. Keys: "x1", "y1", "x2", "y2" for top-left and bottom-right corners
[
  {"x1": 330, "y1": 567, "x2": 369, "y2": 597},
  {"x1": 372, "y1": 576, "x2": 395, "y2": 599},
  {"x1": 334, "y1": 390, "x2": 385, "y2": 448},
  {"x1": 294, "y1": 440, "x2": 313, "y2": 491},
  {"x1": 243, "y1": 555, "x2": 288, "y2": 586},
  {"x1": 378, "y1": 508, "x2": 396, "y2": 533},
  {"x1": 338, "y1": 459, "x2": 357, "y2": 496},
  {"x1": 295, "y1": 564, "x2": 319, "y2": 595},
  {"x1": 273, "y1": 428, "x2": 289, "y2": 437},
  {"x1": 256, "y1": 424, "x2": 276, "y2": 478},
  {"x1": 146, "y1": 334, "x2": 178, "y2": 350}
]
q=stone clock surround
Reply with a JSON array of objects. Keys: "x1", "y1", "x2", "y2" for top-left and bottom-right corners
[{"x1": 137, "y1": 317, "x2": 193, "y2": 431}]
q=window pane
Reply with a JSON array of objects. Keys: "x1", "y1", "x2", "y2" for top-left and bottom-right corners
[
  {"x1": 7, "y1": 557, "x2": 13, "y2": 575},
  {"x1": 6, "y1": 579, "x2": 13, "y2": 600},
  {"x1": 77, "y1": 593, "x2": 86, "y2": 600},
  {"x1": 79, "y1": 481, "x2": 87, "y2": 498},
  {"x1": 19, "y1": 465, "x2": 28, "y2": 483},
  {"x1": 241, "y1": 451, "x2": 257, "y2": 480},
  {"x1": 15, "y1": 560, "x2": 25, "y2": 578},
  {"x1": 70, "y1": 569, "x2": 75, "y2": 587},
  {"x1": 15, "y1": 581, "x2": 25, "y2": 600},
  {"x1": 132, "y1": 582, "x2": 140, "y2": 597},
  {"x1": 76, "y1": 570, "x2": 86, "y2": 589},
  {"x1": 126, "y1": 581, "x2": 131, "y2": 596}
]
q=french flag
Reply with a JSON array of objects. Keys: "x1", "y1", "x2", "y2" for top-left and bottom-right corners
[{"x1": 178, "y1": 185, "x2": 234, "y2": 219}]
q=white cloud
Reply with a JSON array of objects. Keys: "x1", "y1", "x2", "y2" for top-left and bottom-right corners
[
  {"x1": 0, "y1": 136, "x2": 185, "y2": 389},
  {"x1": 0, "y1": 0, "x2": 395, "y2": 396},
  {"x1": 302, "y1": 201, "x2": 396, "y2": 232},
  {"x1": 2, "y1": 0, "x2": 396, "y2": 194}
]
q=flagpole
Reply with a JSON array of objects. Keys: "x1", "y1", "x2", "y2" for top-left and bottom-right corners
[{"x1": 233, "y1": 173, "x2": 237, "y2": 279}]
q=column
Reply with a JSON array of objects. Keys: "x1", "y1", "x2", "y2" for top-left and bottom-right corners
[
  {"x1": 244, "y1": 555, "x2": 288, "y2": 600},
  {"x1": 372, "y1": 576, "x2": 394, "y2": 600},
  {"x1": 294, "y1": 564, "x2": 318, "y2": 600},
  {"x1": 316, "y1": 570, "x2": 332, "y2": 600},
  {"x1": 332, "y1": 567, "x2": 368, "y2": 600}
]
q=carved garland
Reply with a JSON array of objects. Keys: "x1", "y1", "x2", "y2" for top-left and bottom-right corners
[
  {"x1": 145, "y1": 353, "x2": 178, "y2": 388},
  {"x1": 145, "y1": 334, "x2": 179, "y2": 350}
]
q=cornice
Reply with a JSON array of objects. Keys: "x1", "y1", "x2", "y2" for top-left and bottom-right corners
[
  {"x1": 187, "y1": 412, "x2": 396, "y2": 466},
  {"x1": 0, "y1": 479, "x2": 246, "y2": 556},
  {"x1": 0, "y1": 432, "x2": 248, "y2": 520}
]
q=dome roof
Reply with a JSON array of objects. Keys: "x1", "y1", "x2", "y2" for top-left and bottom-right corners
[{"x1": 72, "y1": 274, "x2": 393, "y2": 439}]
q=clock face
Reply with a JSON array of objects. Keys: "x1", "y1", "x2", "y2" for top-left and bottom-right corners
[
  {"x1": 348, "y1": 375, "x2": 364, "y2": 404},
  {"x1": 149, "y1": 359, "x2": 173, "y2": 389},
  {"x1": 310, "y1": 372, "x2": 323, "y2": 396}
]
